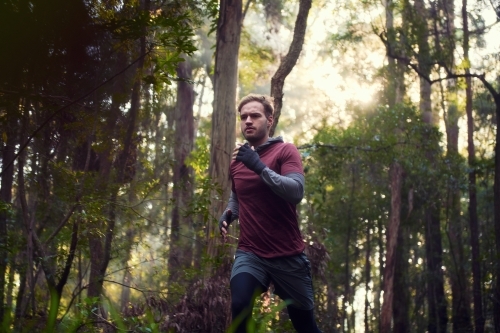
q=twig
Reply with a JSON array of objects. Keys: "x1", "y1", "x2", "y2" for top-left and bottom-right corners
[{"x1": 0, "y1": 49, "x2": 152, "y2": 177}]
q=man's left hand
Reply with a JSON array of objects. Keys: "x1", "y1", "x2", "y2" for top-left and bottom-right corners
[{"x1": 236, "y1": 144, "x2": 266, "y2": 174}]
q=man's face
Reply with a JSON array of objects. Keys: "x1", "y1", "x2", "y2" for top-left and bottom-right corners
[{"x1": 239, "y1": 101, "x2": 272, "y2": 146}]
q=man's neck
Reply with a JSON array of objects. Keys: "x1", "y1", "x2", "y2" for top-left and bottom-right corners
[{"x1": 248, "y1": 136, "x2": 269, "y2": 148}]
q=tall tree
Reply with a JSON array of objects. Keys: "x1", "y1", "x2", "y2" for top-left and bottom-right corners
[
  {"x1": 380, "y1": 0, "x2": 407, "y2": 329},
  {"x1": 169, "y1": 56, "x2": 195, "y2": 283},
  {"x1": 462, "y1": 0, "x2": 485, "y2": 331},
  {"x1": 0, "y1": 98, "x2": 18, "y2": 322},
  {"x1": 435, "y1": 0, "x2": 473, "y2": 329},
  {"x1": 207, "y1": 0, "x2": 242, "y2": 258},
  {"x1": 413, "y1": 0, "x2": 448, "y2": 331}
]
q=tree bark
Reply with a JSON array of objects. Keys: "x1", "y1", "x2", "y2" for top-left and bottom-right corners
[
  {"x1": 0, "y1": 97, "x2": 18, "y2": 320},
  {"x1": 393, "y1": 223, "x2": 410, "y2": 333},
  {"x1": 494, "y1": 97, "x2": 500, "y2": 333},
  {"x1": 435, "y1": 0, "x2": 474, "y2": 326},
  {"x1": 381, "y1": 162, "x2": 403, "y2": 333},
  {"x1": 364, "y1": 222, "x2": 372, "y2": 333},
  {"x1": 414, "y1": 0, "x2": 448, "y2": 330},
  {"x1": 462, "y1": 0, "x2": 485, "y2": 331},
  {"x1": 424, "y1": 202, "x2": 448, "y2": 333},
  {"x1": 269, "y1": 0, "x2": 312, "y2": 137},
  {"x1": 169, "y1": 56, "x2": 195, "y2": 283},
  {"x1": 207, "y1": 0, "x2": 242, "y2": 258},
  {"x1": 342, "y1": 166, "x2": 356, "y2": 333},
  {"x1": 380, "y1": 0, "x2": 407, "y2": 329}
]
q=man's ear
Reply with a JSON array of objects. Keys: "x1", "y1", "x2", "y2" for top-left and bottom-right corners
[{"x1": 267, "y1": 116, "x2": 274, "y2": 128}]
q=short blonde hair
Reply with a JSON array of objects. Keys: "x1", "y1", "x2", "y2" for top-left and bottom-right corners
[{"x1": 237, "y1": 94, "x2": 274, "y2": 119}]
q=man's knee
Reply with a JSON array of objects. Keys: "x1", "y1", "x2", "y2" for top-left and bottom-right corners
[{"x1": 231, "y1": 295, "x2": 252, "y2": 315}]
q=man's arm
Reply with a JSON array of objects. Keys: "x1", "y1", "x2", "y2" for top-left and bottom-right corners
[
  {"x1": 224, "y1": 191, "x2": 239, "y2": 221},
  {"x1": 219, "y1": 191, "x2": 239, "y2": 240},
  {"x1": 260, "y1": 170, "x2": 304, "y2": 204},
  {"x1": 235, "y1": 143, "x2": 305, "y2": 204}
]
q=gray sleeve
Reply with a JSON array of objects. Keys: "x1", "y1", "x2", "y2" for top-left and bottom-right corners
[
  {"x1": 260, "y1": 169, "x2": 305, "y2": 204},
  {"x1": 219, "y1": 191, "x2": 239, "y2": 229},
  {"x1": 226, "y1": 191, "x2": 239, "y2": 220}
]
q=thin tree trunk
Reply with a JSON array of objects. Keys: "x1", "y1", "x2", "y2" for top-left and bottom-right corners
[
  {"x1": 0, "y1": 99, "x2": 18, "y2": 320},
  {"x1": 14, "y1": 265, "x2": 27, "y2": 327},
  {"x1": 434, "y1": 0, "x2": 474, "y2": 326},
  {"x1": 414, "y1": 0, "x2": 448, "y2": 330},
  {"x1": 444, "y1": 90, "x2": 472, "y2": 332},
  {"x1": 5, "y1": 258, "x2": 15, "y2": 311},
  {"x1": 342, "y1": 166, "x2": 356, "y2": 333},
  {"x1": 381, "y1": 162, "x2": 403, "y2": 333},
  {"x1": 169, "y1": 56, "x2": 195, "y2": 283},
  {"x1": 442, "y1": 79, "x2": 472, "y2": 333},
  {"x1": 207, "y1": 0, "x2": 242, "y2": 258},
  {"x1": 375, "y1": 218, "x2": 384, "y2": 332},
  {"x1": 364, "y1": 222, "x2": 372, "y2": 333},
  {"x1": 425, "y1": 204, "x2": 448, "y2": 333},
  {"x1": 381, "y1": 0, "x2": 406, "y2": 328},
  {"x1": 494, "y1": 98, "x2": 500, "y2": 333},
  {"x1": 393, "y1": 224, "x2": 410, "y2": 332},
  {"x1": 462, "y1": 0, "x2": 485, "y2": 331},
  {"x1": 120, "y1": 188, "x2": 137, "y2": 312}
]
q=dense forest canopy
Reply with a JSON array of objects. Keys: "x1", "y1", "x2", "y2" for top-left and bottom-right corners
[{"x1": 0, "y1": 0, "x2": 499, "y2": 332}]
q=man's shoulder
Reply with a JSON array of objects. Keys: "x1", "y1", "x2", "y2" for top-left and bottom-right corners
[
  {"x1": 277, "y1": 141, "x2": 300, "y2": 155},
  {"x1": 268, "y1": 138, "x2": 297, "y2": 149}
]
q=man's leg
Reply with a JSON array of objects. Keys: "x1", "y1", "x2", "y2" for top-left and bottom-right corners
[
  {"x1": 266, "y1": 252, "x2": 322, "y2": 332},
  {"x1": 287, "y1": 305, "x2": 322, "y2": 333},
  {"x1": 230, "y1": 272, "x2": 266, "y2": 333}
]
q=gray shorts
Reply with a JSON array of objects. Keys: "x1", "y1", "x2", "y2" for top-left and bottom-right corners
[{"x1": 230, "y1": 249, "x2": 315, "y2": 310}]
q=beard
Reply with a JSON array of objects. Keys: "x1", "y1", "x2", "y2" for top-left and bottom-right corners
[{"x1": 242, "y1": 126, "x2": 268, "y2": 144}]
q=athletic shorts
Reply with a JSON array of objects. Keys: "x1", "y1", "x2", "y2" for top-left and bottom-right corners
[{"x1": 230, "y1": 249, "x2": 315, "y2": 310}]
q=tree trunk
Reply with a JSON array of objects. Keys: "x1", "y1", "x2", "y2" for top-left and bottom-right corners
[
  {"x1": 207, "y1": 0, "x2": 242, "y2": 258},
  {"x1": 393, "y1": 224, "x2": 410, "y2": 333},
  {"x1": 425, "y1": 204, "x2": 448, "y2": 333},
  {"x1": 445, "y1": 97, "x2": 472, "y2": 332},
  {"x1": 0, "y1": 97, "x2": 18, "y2": 320},
  {"x1": 169, "y1": 56, "x2": 195, "y2": 283},
  {"x1": 364, "y1": 222, "x2": 372, "y2": 333},
  {"x1": 443, "y1": 83, "x2": 472, "y2": 333},
  {"x1": 120, "y1": 207, "x2": 136, "y2": 312},
  {"x1": 494, "y1": 98, "x2": 500, "y2": 333},
  {"x1": 380, "y1": 0, "x2": 407, "y2": 329},
  {"x1": 375, "y1": 218, "x2": 384, "y2": 331},
  {"x1": 381, "y1": 162, "x2": 403, "y2": 333},
  {"x1": 462, "y1": 0, "x2": 485, "y2": 331},
  {"x1": 414, "y1": 0, "x2": 448, "y2": 330},
  {"x1": 14, "y1": 265, "x2": 27, "y2": 326}
]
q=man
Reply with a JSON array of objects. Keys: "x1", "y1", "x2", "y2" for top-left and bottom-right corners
[{"x1": 219, "y1": 94, "x2": 322, "y2": 333}]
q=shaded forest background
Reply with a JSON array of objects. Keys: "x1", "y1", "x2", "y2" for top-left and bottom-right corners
[{"x1": 0, "y1": 0, "x2": 499, "y2": 332}]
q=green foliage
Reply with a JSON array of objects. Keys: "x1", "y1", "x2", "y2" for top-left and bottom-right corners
[
  {"x1": 251, "y1": 296, "x2": 294, "y2": 333},
  {"x1": 301, "y1": 102, "x2": 446, "y2": 329},
  {"x1": 227, "y1": 294, "x2": 293, "y2": 333},
  {"x1": 204, "y1": 0, "x2": 220, "y2": 35}
]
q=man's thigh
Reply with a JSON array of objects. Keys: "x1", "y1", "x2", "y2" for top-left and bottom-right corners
[
  {"x1": 265, "y1": 252, "x2": 314, "y2": 310},
  {"x1": 231, "y1": 249, "x2": 271, "y2": 288}
]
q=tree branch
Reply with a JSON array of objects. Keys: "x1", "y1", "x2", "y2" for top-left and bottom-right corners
[
  {"x1": 379, "y1": 33, "x2": 500, "y2": 102},
  {"x1": 269, "y1": 0, "x2": 312, "y2": 137},
  {"x1": 0, "y1": 49, "x2": 152, "y2": 177}
]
